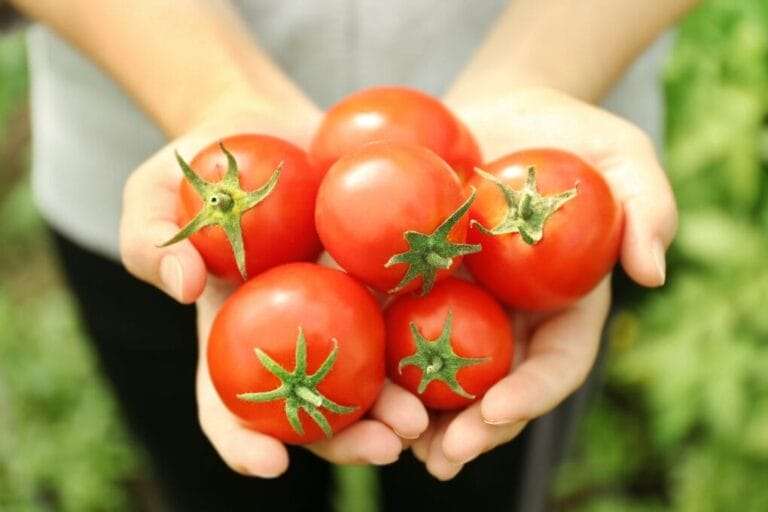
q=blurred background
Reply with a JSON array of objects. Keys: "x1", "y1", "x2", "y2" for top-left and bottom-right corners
[{"x1": 1, "y1": 0, "x2": 767, "y2": 510}]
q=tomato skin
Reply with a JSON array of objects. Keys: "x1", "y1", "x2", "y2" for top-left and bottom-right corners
[
  {"x1": 207, "y1": 263, "x2": 385, "y2": 444},
  {"x1": 466, "y1": 148, "x2": 623, "y2": 311},
  {"x1": 178, "y1": 134, "x2": 324, "y2": 282},
  {"x1": 309, "y1": 86, "x2": 481, "y2": 181},
  {"x1": 385, "y1": 278, "x2": 513, "y2": 410},
  {"x1": 315, "y1": 142, "x2": 470, "y2": 294}
]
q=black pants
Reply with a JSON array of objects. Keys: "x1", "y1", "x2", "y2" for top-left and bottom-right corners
[{"x1": 53, "y1": 230, "x2": 586, "y2": 512}]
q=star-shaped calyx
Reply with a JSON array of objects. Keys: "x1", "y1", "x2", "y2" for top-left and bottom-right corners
[
  {"x1": 399, "y1": 311, "x2": 489, "y2": 399},
  {"x1": 237, "y1": 327, "x2": 357, "y2": 438},
  {"x1": 385, "y1": 189, "x2": 481, "y2": 295},
  {"x1": 471, "y1": 166, "x2": 577, "y2": 244},
  {"x1": 160, "y1": 144, "x2": 282, "y2": 279}
]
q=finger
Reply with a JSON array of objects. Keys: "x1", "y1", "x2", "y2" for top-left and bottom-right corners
[
  {"x1": 308, "y1": 419, "x2": 403, "y2": 465},
  {"x1": 369, "y1": 381, "x2": 429, "y2": 440},
  {"x1": 411, "y1": 422, "x2": 435, "y2": 463},
  {"x1": 316, "y1": 250, "x2": 390, "y2": 306},
  {"x1": 481, "y1": 278, "x2": 610, "y2": 425},
  {"x1": 197, "y1": 363, "x2": 290, "y2": 478},
  {"x1": 196, "y1": 295, "x2": 289, "y2": 478},
  {"x1": 441, "y1": 403, "x2": 527, "y2": 465},
  {"x1": 120, "y1": 150, "x2": 207, "y2": 303},
  {"x1": 602, "y1": 138, "x2": 678, "y2": 287},
  {"x1": 425, "y1": 415, "x2": 464, "y2": 481}
]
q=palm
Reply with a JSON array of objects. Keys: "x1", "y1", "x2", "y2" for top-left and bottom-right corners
[
  {"x1": 194, "y1": 253, "x2": 429, "y2": 476},
  {"x1": 121, "y1": 106, "x2": 429, "y2": 476},
  {"x1": 411, "y1": 87, "x2": 676, "y2": 479}
]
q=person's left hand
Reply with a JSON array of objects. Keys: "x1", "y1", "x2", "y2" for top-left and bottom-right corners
[
  {"x1": 411, "y1": 87, "x2": 677, "y2": 479},
  {"x1": 195, "y1": 272, "x2": 429, "y2": 476}
]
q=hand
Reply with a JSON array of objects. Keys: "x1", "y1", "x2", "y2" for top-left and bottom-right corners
[
  {"x1": 119, "y1": 97, "x2": 321, "y2": 303},
  {"x1": 119, "y1": 104, "x2": 429, "y2": 476},
  {"x1": 194, "y1": 263, "x2": 429, "y2": 477},
  {"x1": 411, "y1": 87, "x2": 677, "y2": 479}
]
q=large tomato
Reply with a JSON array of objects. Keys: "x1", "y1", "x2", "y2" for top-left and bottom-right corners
[
  {"x1": 315, "y1": 142, "x2": 480, "y2": 296},
  {"x1": 309, "y1": 86, "x2": 481, "y2": 181},
  {"x1": 466, "y1": 148, "x2": 623, "y2": 311},
  {"x1": 385, "y1": 277, "x2": 513, "y2": 410},
  {"x1": 164, "y1": 134, "x2": 323, "y2": 282},
  {"x1": 207, "y1": 263, "x2": 385, "y2": 444}
]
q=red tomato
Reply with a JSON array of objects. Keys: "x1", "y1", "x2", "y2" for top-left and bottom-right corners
[
  {"x1": 315, "y1": 142, "x2": 480, "y2": 296},
  {"x1": 466, "y1": 148, "x2": 623, "y2": 311},
  {"x1": 207, "y1": 263, "x2": 385, "y2": 444},
  {"x1": 309, "y1": 86, "x2": 482, "y2": 181},
  {"x1": 170, "y1": 134, "x2": 323, "y2": 282},
  {"x1": 385, "y1": 277, "x2": 513, "y2": 410}
]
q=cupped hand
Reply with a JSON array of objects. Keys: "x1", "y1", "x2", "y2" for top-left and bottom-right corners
[
  {"x1": 195, "y1": 274, "x2": 429, "y2": 478},
  {"x1": 411, "y1": 87, "x2": 678, "y2": 480},
  {"x1": 119, "y1": 103, "x2": 429, "y2": 477},
  {"x1": 119, "y1": 99, "x2": 321, "y2": 304}
]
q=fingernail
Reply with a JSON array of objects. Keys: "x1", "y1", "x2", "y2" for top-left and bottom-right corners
[
  {"x1": 482, "y1": 417, "x2": 514, "y2": 426},
  {"x1": 394, "y1": 428, "x2": 420, "y2": 440},
  {"x1": 652, "y1": 239, "x2": 666, "y2": 286},
  {"x1": 368, "y1": 451, "x2": 400, "y2": 465},
  {"x1": 160, "y1": 255, "x2": 184, "y2": 300}
]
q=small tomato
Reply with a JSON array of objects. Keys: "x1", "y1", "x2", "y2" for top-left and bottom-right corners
[
  {"x1": 309, "y1": 86, "x2": 481, "y2": 181},
  {"x1": 466, "y1": 148, "x2": 623, "y2": 311},
  {"x1": 163, "y1": 134, "x2": 323, "y2": 281},
  {"x1": 315, "y1": 142, "x2": 480, "y2": 296},
  {"x1": 385, "y1": 277, "x2": 514, "y2": 410},
  {"x1": 207, "y1": 263, "x2": 385, "y2": 444}
]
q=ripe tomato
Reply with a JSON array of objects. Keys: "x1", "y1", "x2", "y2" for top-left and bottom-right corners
[
  {"x1": 466, "y1": 148, "x2": 623, "y2": 311},
  {"x1": 385, "y1": 277, "x2": 513, "y2": 410},
  {"x1": 309, "y1": 86, "x2": 481, "y2": 181},
  {"x1": 164, "y1": 134, "x2": 323, "y2": 282},
  {"x1": 207, "y1": 263, "x2": 385, "y2": 444},
  {"x1": 315, "y1": 142, "x2": 480, "y2": 296}
]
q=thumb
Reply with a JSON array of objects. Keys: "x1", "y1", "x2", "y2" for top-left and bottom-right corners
[
  {"x1": 119, "y1": 150, "x2": 207, "y2": 303},
  {"x1": 603, "y1": 139, "x2": 677, "y2": 288}
]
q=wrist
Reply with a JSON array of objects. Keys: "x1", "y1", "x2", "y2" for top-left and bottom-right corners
[
  {"x1": 189, "y1": 81, "x2": 319, "y2": 129},
  {"x1": 443, "y1": 67, "x2": 553, "y2": 111},
  {"x1": 444, "y1": 84, "x2": 569, "y2": 127}
]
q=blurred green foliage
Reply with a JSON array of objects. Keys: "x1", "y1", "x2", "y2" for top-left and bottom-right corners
[
  {"x1": 0, "y1": 34, "x2": 139, "y2": 511},
  {"x1": 554, "y1": 1, "x2": 768, "y2": 511},
  {"x1": 0, "y1": 30, "x2": 25, "y2": 138},
  {"x1": 1, "y1": 0, "x2": 767, "y2": 511}
]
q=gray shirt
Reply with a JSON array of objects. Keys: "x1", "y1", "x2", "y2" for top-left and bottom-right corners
[{"x1": 27, "y1": 0, "x2": 671, "y2": 261}]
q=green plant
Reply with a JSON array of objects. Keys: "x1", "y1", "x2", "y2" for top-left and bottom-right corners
[
  {"x1": 0, "y1": 32, "x2": 140, "y2": 512},
  {"x1": 554, "y1": 1, "x2": 768, "y2": 510}
]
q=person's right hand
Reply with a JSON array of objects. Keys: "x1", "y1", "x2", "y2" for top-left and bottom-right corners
[{"x1": 119, "y1": 100, "x2": 429, "y2": 477}]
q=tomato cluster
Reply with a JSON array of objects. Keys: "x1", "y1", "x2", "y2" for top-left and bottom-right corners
[{"x1": 163, "y1": 86, "x2": 623, "y2": 444}]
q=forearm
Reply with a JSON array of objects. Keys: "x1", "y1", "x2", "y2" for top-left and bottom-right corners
[
  {"x1": 12, "y1": 0, "x2": 316, "y2": 136},
  {"x1": 446, "y1": 0, "x2": 699, "y2": 106}
]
